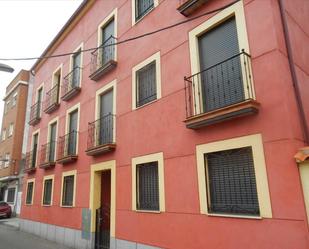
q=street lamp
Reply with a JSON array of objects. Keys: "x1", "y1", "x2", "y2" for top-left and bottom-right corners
[{"x1": 0, "y1": 63, "x2": 14, "y2": 73}]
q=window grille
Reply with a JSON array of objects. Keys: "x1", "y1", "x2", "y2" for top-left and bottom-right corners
[
  {"x1": 26, "y1": 182, "x2": 34, "y2": 204},
  {"x1": 136, "y1": 161, "x2": 159, "y2": 211},
  {"x1": 62, "y1": 175, "x2": 74, "y2": 206},
  {"x1": 205, "y1": 147, "x2": 260, "y2": 216},
  {"x1": 135, "y1": 0, "x2": 154, "y2": 21},
  {"x1": 136, "y1": 61, "x2": 156, "y2": 107},
  {"x1": 43, "y1": 179, "x2": 53, "y2": 205}
]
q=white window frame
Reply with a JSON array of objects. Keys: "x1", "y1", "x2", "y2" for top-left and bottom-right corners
[{"x1": 131, "y1": 0, "x2": 159, "y2": 26}]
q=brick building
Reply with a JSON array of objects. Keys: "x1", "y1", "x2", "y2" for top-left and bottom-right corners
[
  {"x1": 0, "y1": 70, "x2": 30, "y2": 215},
  {"x1": 20, "y1": 0, "x2": 309, "y2": 249}
]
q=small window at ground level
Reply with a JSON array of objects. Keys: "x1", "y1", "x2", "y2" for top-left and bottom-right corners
[
  {"x1": 43, "y1": 179, "x2": 53, "y2": 206},
  {"x1": 205, "y1": 147, "x2": 260, "y2": 216},
  {"x1": 62, "y1": 175, "x2": 75, "y2": 206},
  {"x1": 136, "y1": 161, "x2": 159, "y2": 211},
  {"x1": 26, "y1": 182, "x2": 34, "y2": 205},
  {"x1": 7, "y1": 188, "x2": 15, "y2": 203},
  {"x1": 135, "y1": 0, "x2": 154, "y2": 21},
  {"x1": 136, "y1": 61, "x2": 156, "y2": 107}
]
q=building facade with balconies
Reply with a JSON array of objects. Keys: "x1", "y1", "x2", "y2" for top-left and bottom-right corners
[
  {"x1": 20, "y1": 0, "x2": 309, "y2": 249},
  {"x1": 0, "y1": 70, "x2": 30, "y2": 216}
]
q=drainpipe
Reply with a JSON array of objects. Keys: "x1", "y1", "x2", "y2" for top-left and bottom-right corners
[{"x1": 278, "y1": 0, "x2": 309, "y2": 145}]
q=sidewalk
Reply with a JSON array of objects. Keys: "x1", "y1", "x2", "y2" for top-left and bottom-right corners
[{"x1": 0, "y1": 217, "x2": 20, "y2": 229}]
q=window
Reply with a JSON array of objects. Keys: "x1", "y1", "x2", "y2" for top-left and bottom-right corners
[
  {"x1": 61, "y1": 171, "x2": 76, "y2": 207},
  {"x1": 4, "y1": 101, "x2": 10, "y2": 114},
  {"x1": 132, "y1": 51, "x2": 161, "y2": 109},
  {"x1": 133, "y1": 0, "x2": 157, "y2": 23},
  {"x1": 31, "y1": 132, "x2": 39, "y2": 168},
  {"x1": 42, "y1": 178, "x2": 53, "y2": 206},
  {"x1": 4, "y1": 153, "x2": 10, "y2": 168},
  {"x1": 72, "y1": 49, "x2": 82, "y2": 88},
  {"x1": 2, "y1": 129, "x2": 6, "y2": 141},
  {"x1": 26, "y1": 181, "x2": 34, "y2": 205},
  {"x1": 48, "y1": 119, "x2": 57, "y2": 162},
  {"x1": 205, "y1": 147, "x2": 259, "y2": 216},
  {"x1": 6, "y1": 188, "x2": 15, "y2": 203},
  {"x1": 12, "y1": 93, "x2": 17, "y2": 107},
  {"x1": 132, "y1": 152, "x2": 165, "y2": 212},
  {"x1": 8, "y1": 123, "x2": 13, "y2": 137},
  {"x1": 136, "y1": 162, "x2": 159, "y2": 211},
  {"x1": 196, "y1": 134, "x2": 272, "y2": 218}
]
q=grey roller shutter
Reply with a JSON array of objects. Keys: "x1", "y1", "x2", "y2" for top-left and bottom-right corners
[
  {"x1": 198, "y1": 17, "x2": 244, "y2": 112},
  {"x1": 205, "y1": 147, "x2": 260, "y2": 216}
]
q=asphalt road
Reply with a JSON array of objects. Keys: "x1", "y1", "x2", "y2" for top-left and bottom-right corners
[{"x1": 0, "y1": 222, "x2": 71, "y2": 249}]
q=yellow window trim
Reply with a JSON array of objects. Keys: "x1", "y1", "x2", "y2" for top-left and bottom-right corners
[
  {"x1": 299, "y1": 161, "x2": 309, "y2": 224},
  {"x1": 41, "y1": 174, "x2": 55, "y2": 206},
  {"x1": 25, "y1": 178, "x2": 35, "y2": 205},
  {"x1": 89, "y1": 160, "x2": 116, "y2": 236},
  {"x1": 131, "y1": 0, "x2": 159, "y2": 26},
  {"x1": 95, "y1": 80, "x2": 117, "y2": 144},
  {"x1": 188, "y1": 0, "x2": 254, "y2": 115},
  {"x1": 52, "y1": 63, "x2": 63, "y2": 102},
  {"x1": 132, "y1": 51, "x2": 162, "y2": 110},
  {"x1": 36, "y1": 82, "x2": 44, "y2": 102},
  {"x1": 132, "y1": 152, "x2": 165, "y2": 212},
  {"x1": 97, "y1": 8, "x2": 118, "y2": 61},
  {"x1": 69, "y1": 42, "x2": 84, "y2": 88},
  {"x1": 31, "y1": 129, "x2": 40, "y2": 168},
  {"x1": 196, "y1": 134, "x2": 272, "y2": 218},
  {"x1": 65, "y1": 102, "x2": 80, "y2": 154},
  {"x1": 60, "y1": 170, "x2": 77, "y2": 208}
]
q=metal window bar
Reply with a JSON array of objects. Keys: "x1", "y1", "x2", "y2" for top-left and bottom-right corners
[
  {"x1": 40, "y1": 141, "x2": 56, "y2": 164},
  {"x1": 62, "y1": 67, "x2": 81, "y2": 97},
  {"x1": 135, "y1": 0, "x2": 154, "y2": 21},
  {"x1": 184, "y1": 51, "x2": 254, "y2": 118},
  {"x1": 90, "y1": 36, "x2": 117, "y2": 75},
  {"x1": 205, "y1": 147, "x2": 260, "y2": 216},
  {"x1": 44, "y1": 84, "x2": 59, "y2": 110},
  {"x1": 6, "y1": 188, "x2": 15, "y2": 203},
  {"x1": 62, "y1": 175, "x2": 74, "y2": 206},
  {"x1": 29, "y1": 101, "x2": 41, "y2": 122},
  {"x1": 87, "y1": 113, "x2": 114, "y2": 150},
  {"x1": 136, "y1": 61, "x2": 157, "y2": 107},
  {"x1": 26, "y1": 182, "x2": 33, "y2": 204},
  {"x1": 43, "y1": 179, "x2": 53, "y2": 205},
  {"x1": 136, "y1": 162, "x2": 159, "y2": 211},
  {"x1": 25, "y1": 148, "x2": 37, "y2": 171},
  {"x1": 57, "y1": 131, "x2": 78, "y2": 159}
]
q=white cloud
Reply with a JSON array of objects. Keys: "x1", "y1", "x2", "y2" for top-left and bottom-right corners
[{"x1": 0, "y1": 0, "x2": 83, "y2": 129}]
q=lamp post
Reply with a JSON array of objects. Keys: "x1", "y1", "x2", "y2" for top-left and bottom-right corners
[{"x1": 0, "y1": 63, "x2": 14, "y2": 73}]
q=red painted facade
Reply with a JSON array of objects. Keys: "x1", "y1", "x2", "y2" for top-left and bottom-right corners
[{"x1": 21, "y1": 0, "x2": 309, "y2": 248}]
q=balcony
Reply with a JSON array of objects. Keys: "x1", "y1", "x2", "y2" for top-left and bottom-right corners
[
  {"x1": 89, "y1": 36, "x2": 117, "y2": 81},
  {"x1": 24, "y1": 150, "x2": 37, "y2": 173},
  {"x1": 44, "y1": 84, "x2": 60, "y2": 114},
  {"x1": 29, "y1": 102, "x2": 41, "y2": 126},
  {"x1": 61, "y1": 67, "x2": 81, "y2": 101},
  {"x1": 85, "y1": 114, "x2": 116, "y2": 156},
  {"x1": 39, "y1": 142, "x2": 56, "y2": 169},
  {"x1": 184, "y1": 51, "x2": 260, "y2": 129},
  {"x1": 56, "y1": 131, "x2": 78, "y2": 164},
  {"x1": 177, "y1": 0, "x2": 209, "y2": 16}
]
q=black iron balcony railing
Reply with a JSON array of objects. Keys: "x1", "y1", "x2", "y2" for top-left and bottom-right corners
[
  {"x1": 86, "y1": 114, "x2": 116, "y2": 156},
  {"x1": 90, "y1": 36, "x2": 117, "y2": 81},
  {"x1": 29, "y1": 101, "x2": 41, "y2": 126},
  {"x1": 135, "y1": 1, "x2": 154, "y2": 21},
  {"x1": 44, "y1": 84, "x2": 60, "y2": 113},
  {"x1": 184, "y1": 51, "x2": 259, "y2": 128},
  {"x1": 24, "y1": 149, "x2": 37, "y2": 173},
  {"x1": 57, "y1": 131, "x2": 78, "y2": 163},
  {"x1": 61, "y1": 67, "x2": 81, "y2": 101},
  {"x1": 39, "y1": 141, "x2": 56, "y2": 168}
]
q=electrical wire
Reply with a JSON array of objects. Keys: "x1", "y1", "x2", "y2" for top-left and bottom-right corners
[{"x1": 0, "y1": 0, "x2": 240, "y2": 61}]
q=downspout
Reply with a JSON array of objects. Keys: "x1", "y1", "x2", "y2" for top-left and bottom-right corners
[{"x1": 278, "y1": 0, "x2": 309, "y2": 145}]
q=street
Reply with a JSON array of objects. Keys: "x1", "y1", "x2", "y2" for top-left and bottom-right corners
[{"x1": 0, "y1": 220, "x2": 71, "y2": 249}]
